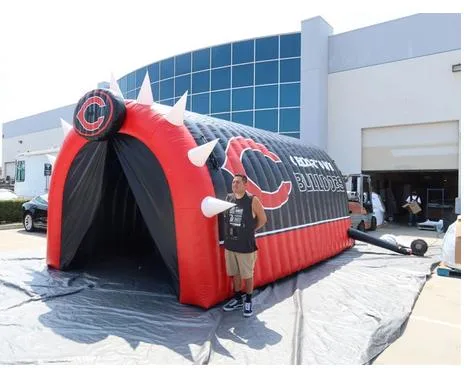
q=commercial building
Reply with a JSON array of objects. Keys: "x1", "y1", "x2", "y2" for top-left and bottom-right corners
[{"x1": 2, "y1": 13, "x2": 460, "y2": 221}]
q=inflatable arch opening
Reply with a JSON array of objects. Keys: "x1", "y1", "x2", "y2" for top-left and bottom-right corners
[
  {"x1": 47, "y1": 75, "x2": 354, "y2": 308},
  {"x1": 61, "y1": 135, "x2": 178, "y2": 291}
]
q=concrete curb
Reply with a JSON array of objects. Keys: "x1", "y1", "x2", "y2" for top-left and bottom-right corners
[{"x1": 0, "y1": 223, "x2": 23, "y2": 230}]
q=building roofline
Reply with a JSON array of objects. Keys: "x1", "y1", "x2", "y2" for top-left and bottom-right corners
[
  {"x1": 329, "y1": 13, "x2": 456, "y2": 37},
  {"x1": 3, "y1": 103, "x2": 76, "y2": 125},
  {"x1": 120, "y1": 30, "x2": 302, "y2": 79}
]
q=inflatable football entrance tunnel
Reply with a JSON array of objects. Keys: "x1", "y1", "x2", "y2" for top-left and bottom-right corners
[{"x1": 47, "y1": 75, "x2": 353, "y2": 308}]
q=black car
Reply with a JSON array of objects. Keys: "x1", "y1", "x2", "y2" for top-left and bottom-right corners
[{"x1": 22, "y1": 194, "x2": 48, "y2": 232}]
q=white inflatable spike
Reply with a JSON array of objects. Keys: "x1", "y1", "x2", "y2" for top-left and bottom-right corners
[
  {"x1": 188, "y1": 138, "x2": 219, "y2": 167},
  {"x1": 165, "y1": 91, "x2": 188, "y2": 126},
  {"x1": 110, "y1": 73, "x2": 123, "y2": 98},
  {"x1": 46, "y1": 154, "x2": 56, "y2": 165},
  {"x1": 60, "y1": 118, "x2": 73, "y2": 137},
  {"x1": 201, "y1": 196, "x2": 236, "y2": 218},
  {"x1": 136, "y1": 72, "x2": 154, "y2": 105}
]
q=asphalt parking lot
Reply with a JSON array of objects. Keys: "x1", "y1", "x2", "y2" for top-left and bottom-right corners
[{"x1": 0, "y1": 223, "x2": 460, "y2": 365}]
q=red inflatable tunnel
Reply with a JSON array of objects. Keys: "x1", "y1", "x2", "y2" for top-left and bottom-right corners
[{"x1": 47, "y1": 78, "x2": 353, "y2": 308}]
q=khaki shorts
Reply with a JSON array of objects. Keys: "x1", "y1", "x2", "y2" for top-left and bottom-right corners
[{"x1": 224, "y1": 249, "x2": 257, "y2": 279}]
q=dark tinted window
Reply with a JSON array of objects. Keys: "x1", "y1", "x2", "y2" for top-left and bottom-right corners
[
  {"x1": 232, "y1": 64, "x2": 253, "y2": 87},
  {"x1": 255, "y1": 85, "x2": 278, "y2": 109},
  {"x1": 193, "y1": 49, "x2": 210, "y2": 71},
  {"x1": 255, "y1": 61, "x2": 278, "y2": 85},
  {"x1": 160, "y1": 78, "x2": 174, "y2": 99},
  {"x1": 233, "y1": 40, "x2": 254, "y2": 64},
  {"x1": 232, "y1": 88, "x2": 253, "y2": 111},
  {"x1": 211, "y1": 90, "x2": 230, "y2": 113},
  {"x1": 175, "y1": 53, "x2": 191, "y2": 75},
  {"x1": 255, "y1": 109, "x2": 278, "y2": 132},
  {"x1": 211, "y1": 112, "x2": 231, "y2": 121},
  {"x1": 280, "y1": 58, "x2": 300, "y2": 82},
  {"x1": 148, "y1": 62, "x2": 159, "y2": 82},
  {"x1": 232, "y1": 111, "x2": 253, "y2": 126},
  {"x1": 280, "y1": 33, "x2": 301, "y2": 58},
  {"x1": 279, "y1": 108, "x2": 300, "y2": 132},
  {"x1": 160, "y1": 58, "x2": 175, "y2": 79},
  {"x1": 192, "y1": 71, "x2": 210, "y2": 93},
  {"x1": 211, "y1": 67, "x2": 231, "y2": 90},
  {"x1": 280, "y1": 83, "x2": 300, "y2": 107},
  {"x1": 256, "y1": 36, "x2": 278, "y2": 61},
  {"x1": 192, "y1": 93, "x2": 209, "y2": 114},
  {"x1": 212, "y1": 44, "x2": 231, "y2": 68},
  {"x1": 175, "y1": 75, "x2": 190, "y2": 97}
]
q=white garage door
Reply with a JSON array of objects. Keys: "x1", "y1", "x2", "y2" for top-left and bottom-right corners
[{"x1": 362, "y1": 121, "x2": 459, "y2": 171}]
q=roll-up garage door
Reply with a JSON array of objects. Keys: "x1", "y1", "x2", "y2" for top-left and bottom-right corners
[{"x1": 362, "y1": 121, "x2": 459, "y2": 171}]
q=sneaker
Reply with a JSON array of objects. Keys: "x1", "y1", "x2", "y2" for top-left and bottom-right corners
[
  {"x1": 223, "y1": 296, "x2": 243, "y2": 311},
  {"x1": 243, "y1": 301, "x2": 253, "y2": 317}
]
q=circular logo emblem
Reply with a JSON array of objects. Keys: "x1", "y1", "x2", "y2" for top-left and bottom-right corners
[
  {"x1": 73, "y1": 89, "x2": 126, "y2": 141},
  {"x1": 222, "y1": 136, "x2": 292, "y2": 209}
]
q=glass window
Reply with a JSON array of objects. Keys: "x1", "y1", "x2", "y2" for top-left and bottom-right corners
[
  {"x1": 136, "y1": 67, "x2": 147, "y2": 88},
  {"x1": 134, "y1": 87, "x2": 140, "y2": 99},
  {"x1": 256, "y1": 36, "x2": 278, "y2": 61},
  {"x1": 211, "y1": 90, "x2": 230, "y2": 113},
  {"x1": 118, "y1": 76, "x2": 127, "y2": 93},
  {"x1": 160, "y1": 58, "x2": 174, "y2": 79},
  {"x1": 232, "y1": 87, "x2": 253, "y2": 111},
  {"x1": 255, "y1": 61, "x2": 278, "y2": 85},
  {"x1": 126, "y1": 89, "x2": 137, "y2": 99},
  {"x1": 233, "y1": 40, "x2": 254, "y2": 64},
  {"x1": 192, "y1": 93, "x2": 209, "y2": 114},
  {"x1": 15, "y1": 160, "x2": 25, "y2": 182},
  {"x1": 281, "y1": 132, "x2": 300, "y2": 139},
  {"x1": 280, "y1": 33, "x2": 301, "y2": 58},
  {"x1": 211, "y1": 112, "x2": 231, "y2": 121},
  {"x1": 280, "y1": 58, "x2": 300, "y2": 82},
  {"x1": 232, "y1": 64, "x2": 253, "y2": 87},
  {"x1": 175, "y1": 75, "x2": 190, "y2": 97},
  {"x1": 148, "y1": 62, "x2": 159, "y2": 82},
  {"x1": 160, "y1": 78, "x2": 174, "y2": 100},
  {"x1": 255, "y1": 85, "x2": 278, "y2": 109},
  {"x1": 192, "y1": 71, "x2": 210, "y2": 93},
  {"x1": 175, "y1": 53, "x2": 191, "y2": 75},
  {"x1": 280, "y1": 108, "x2": 300, "y2": 132},
  {"x1": 255, "y1": 109, "x2": 278, "y2": 132},
  {"x1": 212, "y1": 44, "x2": 231, "y2": 68},
  {"x1": 159, "y1": 98, "x2": 174, "y2": 106},
  {"x1": 232, "y1": 111, "x2": 253, "y2": 126},
  {"x1": 151, "y1": 82, "x2": 159, "y2": 101},
  {"x1": 193, "y1": 48, "x2": 210, "y2": 71},
  {"x1": 280, "y1": 83, "x2": 300, "y2": 107},
  {"x1": 211, "y1": 67, "x2": 231, "y2": 90},
  {"x1": 127, "y1": 72, "x2": 136, "y2": 91}
]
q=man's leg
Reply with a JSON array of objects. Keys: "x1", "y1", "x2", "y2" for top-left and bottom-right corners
[
  {"x1": 223, "y1": 250, "x2": 244, "y2": 311},
  {"x1": 239, "y1": 252, "x2": 257, "y2": 317},
  {"x1": 244, "y1": 277, "x2": 253, "y2": 295},
  {"x1": 233, "y1": 275, "x2": 242, "y2": 293}
]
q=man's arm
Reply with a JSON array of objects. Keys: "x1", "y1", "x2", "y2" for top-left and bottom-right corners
[{"x1": 252, "y1": 196, "x2": 267, "y2": 231}]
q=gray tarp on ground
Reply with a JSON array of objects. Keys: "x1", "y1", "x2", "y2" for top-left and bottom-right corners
[{"x1": 0, "y1": 240, "x2": 440, "y2": 365}]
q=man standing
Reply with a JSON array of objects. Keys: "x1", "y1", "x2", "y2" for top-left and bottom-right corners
[
  {"x1": 405, "y1": 190, "x2": 422, "y2": 226},
  {"x1": 222, "y1": 174, "x2": 267, "y2": 317}
]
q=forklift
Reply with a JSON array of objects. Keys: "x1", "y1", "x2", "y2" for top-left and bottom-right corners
[{"x1": 345, "y1": 174, "x2": 377, "y2": 232}]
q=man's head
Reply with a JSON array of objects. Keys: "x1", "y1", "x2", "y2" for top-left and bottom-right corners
[
  {"x1": 232, "y1": 174, "x2": 247, "y2": 196},
  {"x1": 412, "y1": 190, "x2": 417, "y2": 195}
]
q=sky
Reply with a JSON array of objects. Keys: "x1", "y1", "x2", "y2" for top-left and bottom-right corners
[{"x1": 0, "y1": 0, "x2": 462, "y2": 161}]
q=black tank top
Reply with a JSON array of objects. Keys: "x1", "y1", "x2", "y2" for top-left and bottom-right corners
[{"x1": 223, "y1": 193, "x2": 258, "y2": 253}]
